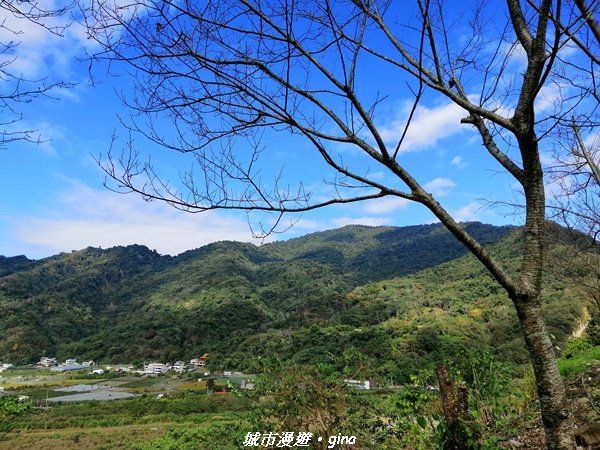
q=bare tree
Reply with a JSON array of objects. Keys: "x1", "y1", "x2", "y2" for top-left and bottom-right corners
[
  {"x1": 81, "y1": 1, "x2": 600, "y2": 448},
  {"x1": 0, "y1": 1, "x2": 74, "y2": 148},
  {"x1": 545, "y1": 131, "x2": 600, "y2": 348},
  {"x1": 547, "y1": 9, "x2": 599, "y2": 243},
  {"x1": 544, "y1": 0, "x2": 600, "y2": 326}
]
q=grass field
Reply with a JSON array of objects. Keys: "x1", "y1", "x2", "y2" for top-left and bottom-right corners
[
  {"x1": 0, "y1": 423, "x2": 169, "y2": 450},
  {"x1": 4, "y1": 344, "x2": 600, "y2": 450},
  {"x1": 0, "y1": 371, "x2": 251, "y2": 449}
]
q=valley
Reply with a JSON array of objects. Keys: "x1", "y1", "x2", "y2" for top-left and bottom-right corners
[{"x1": 1, "y1": 222, "x2": 598, "y2": 448}]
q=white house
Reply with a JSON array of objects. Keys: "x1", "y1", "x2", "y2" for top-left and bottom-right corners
[
  {"x1": 143, "y1": 363, "x2": 169, "y2": 375},
  {"x1": 344, "y1": 379, "x2": 372, "y2": 390},
  {"x1": 190, "y1": 353, "x2": 209, "y2": 368},
  {"x1": 171, "y1": 361, "x2": 186, "y2": 373},
  {"x1": 38, "y1": 357, "x2": 58, "y2": 367}
]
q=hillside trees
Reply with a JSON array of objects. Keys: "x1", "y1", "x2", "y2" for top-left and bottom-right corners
[{"x1": 81, "y1": 1, "x2": 599, "y2": 448}]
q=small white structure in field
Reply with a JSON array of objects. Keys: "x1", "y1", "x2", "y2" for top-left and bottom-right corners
[
  {"x1": 344, "y1": 379, "x2": 371, "y2": 390},
  {"x1": 240, "y1": 379, "x2": 255, "y2": 390}
]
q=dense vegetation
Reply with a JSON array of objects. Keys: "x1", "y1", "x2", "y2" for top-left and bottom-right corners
[
  {"x1": 0, "y1": 222, "x2": 590, "y2": 385},
  {"x1": 1, "y1": 222, "x2": 599, "y2": 448},
  {"x1": 3, "y1": 342, "x2": 600, "y2": 449}
]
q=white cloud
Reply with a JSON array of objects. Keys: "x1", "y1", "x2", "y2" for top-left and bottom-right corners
[
  {"x1": 363, "y1": 196, "x2": 410, "y2": 214},
  {"x1": 535, "y1": 84, "x2": 562, "y2": 114},
  {"x1": 423, "y1": 178, "x2": 457, "y2": 197},
  {"x1": 330, "y1": 216, "x2": 392, "y2": 228},
  {"x1": 11, "y1": 182, "x2": 262, "y2": 257},
  {"x1": 0, "y1": 1, "x2": 91, "y2": 80},
  {"x1": 539, "y1": 150, "x2": 557, "y2": 168},
  {"x1": 545, "y1": 175, "x2": 575, "y2": 201},
  {"x1": 497, "y1": 41, "x2": 528, "y2": 72},
  {"x1": 280, "y1": 217, "x2": 322, "y2": 231},
  {"x1": 453, "y1": 202, "x2": 481, "y2": 222},
  {"x1": 451, "y1": 156, "x2": 467, "y2": 169},
  {"x1": 14, "y1": 120, "x2": 68, "y2": 155},
  {"x1": 584, "y1": 131, "x2": 600, "y2": 149},
  {"x1": 377, "y1": 101, "x2": 469, "y2": 152}
]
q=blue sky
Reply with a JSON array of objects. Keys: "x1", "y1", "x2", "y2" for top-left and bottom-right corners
[{"x1": 0, "y1": 2, "x2": 538, "y2": 259}]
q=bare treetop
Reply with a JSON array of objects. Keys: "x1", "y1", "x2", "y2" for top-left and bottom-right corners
[
  {"x1": 0, "y1": 1, "x2": 75, "y2": 148},
  {"x1": 84, "y1": 1, "x2": 596, "y2": 222}
]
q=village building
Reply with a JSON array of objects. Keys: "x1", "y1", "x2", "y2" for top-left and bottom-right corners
[
  {"x1": 344, "y1": 379, "x2": 372, "y2": 390},
  {"x1": 38, "y1": 357, "x2": 58, "y2": 367},
  {"x1": 143, "y1": 363, "x2": 169, "y2": 375},
  {"x1": 190, "y1": 353, "x2": 208, "y2": 369},
  {"x1": 171, "y1": 361, "x2": 186, "y2": 373}
]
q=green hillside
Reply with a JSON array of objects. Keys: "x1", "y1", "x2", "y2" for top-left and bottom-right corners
[{"x1": 0, "y1": 222, "x2": 589, "y2": 382}]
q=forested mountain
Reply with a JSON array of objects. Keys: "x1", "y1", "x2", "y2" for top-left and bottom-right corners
[{"x1": 0, "y1": 222, "x2": 589, "y2": 381}]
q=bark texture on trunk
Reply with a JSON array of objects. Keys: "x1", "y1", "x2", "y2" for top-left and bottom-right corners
[
  {"x1": 436, "y1": 364, "x2": 474, "y2": 450},
  {"x1": 513, "y1": 296, "x2": 574, "y2": 450}
]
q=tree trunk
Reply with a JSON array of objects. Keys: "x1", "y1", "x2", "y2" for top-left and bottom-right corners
[
  {"x1": 513, "y1": 295, "x2": 574, "y2": 449},
  {"x1": 513, "y1": 118, "x2": 576, "y2": 448},
  {"x1": 436, "y1": 364, "x2": 474, "y2": 450}
]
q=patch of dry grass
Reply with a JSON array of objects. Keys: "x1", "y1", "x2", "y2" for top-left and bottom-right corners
[{"x1": 0, "y1": 423, "x2": 171, "y2": 450}]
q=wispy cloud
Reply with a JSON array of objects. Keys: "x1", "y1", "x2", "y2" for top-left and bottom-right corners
[
  {"x1": 8, "y1": 120, "x2": 68, "y2": 155},
  {"x1": 287, "y1": 218, "x2": 322, "y2": 231},
  {"x1": 451, "y1": 156, "x2": 467, "y2": 169},
  {"x1": 453, "y1": 202, "x2": 481, "y2": 222},
  {"x1": 363, "y1": 196, "x2": 410, "y2": 214},
  {"x1": 1, "y1": 1, "x2": 91, "y2": 80},
  {"x1": 584, "y1": 131, "x2": 600, "y2": 148},
  {"x1": 535, "y1": 83, "x2": 563, "y2": 114},
  {"x1": 9, "y1": 182, "x2": 261, "y2": 258},
  {"x1": 423, "y1": 178, "x2": 457, "y2": 197},
  {"x1": 377, "y1": 101, "x2": 469, "y2": 152}
]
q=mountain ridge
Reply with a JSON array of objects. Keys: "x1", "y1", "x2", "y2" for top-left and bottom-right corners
[{"x1": 1, "y1": 221, "x2": 586, "y2": 383}]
